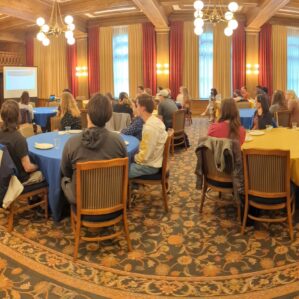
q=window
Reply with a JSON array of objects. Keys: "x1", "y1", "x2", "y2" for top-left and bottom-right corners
[
  {"x1": 199, "y1": 28, "x2": 213, "y2": 99},
  {"x1": 287, "y1": 28, "x2": 299, "y2": 95},
  {"x1": 113, "y1": 27, "x2": 129, "y2": 97}
]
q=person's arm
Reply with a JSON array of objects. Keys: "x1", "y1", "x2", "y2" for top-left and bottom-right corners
[
  {"x1": 61, "y1": 141, "x2": 73, "y2": 178},
  {"x1": 134, "y1": 127, "x2": 157, "y2": 164},
  {"x1": 21, "y1": 155, "x2": 38, "y2": 173}
]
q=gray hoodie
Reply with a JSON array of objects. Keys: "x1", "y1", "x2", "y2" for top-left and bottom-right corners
[{"x1": 61, "y1": 126, "x2": 127, "y2": 203}]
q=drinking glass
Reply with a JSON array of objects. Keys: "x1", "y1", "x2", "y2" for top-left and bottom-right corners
[
  {"x1": 292, "y1": 122, "x2": 297, "y2": 129},
  {"x1": 266, "y1": 125, "x2": 273, "y2": 131},
  {"x1": 54, "y1": 138, "x2": 60, "y2": 149},
  {"x1": 65, "y1": 126, "x2": 71, "y2": 132}
]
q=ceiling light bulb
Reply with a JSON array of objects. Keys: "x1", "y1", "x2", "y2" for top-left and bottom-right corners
[
  {"x1": 194, "y1": 18, "x2": 204, "y2": 28},
  {"x1": 67, "y1": 37, "x2": 76, "y2": 45},
  {"x1": 65, "y1": 30, "x2": 73, "y2": 39},
  {"x1": 225, "y1": 11, "x2": 233, "y2": 21},
  {"x1": 37, "y1": 32, "x2": 46, "y2": 41},
  {"x1": 42, "y1": 24, "x2": 49, "y2": 33},
  {"x1": 194, "y1": 26, "x2": 204, "y2": 36},
  {"x1": 228, "y1": 19, "x2": 238, "y2": 30},
  {"x1": 42, "y1": 38, "x2": 50, "y2": 46},
  {"x1": 68, "y1": 24, "x2": 75, "y2": 31},
  {"x1": 193, "y1": 0, "x2": 204, "y2": 11},
  {"x1": 194, "y1": 10, "x2": 203, "y2": 18},
  {"x1": 64, "y1": 15, "x2": 73, "y2": 25},
  {"x1": 224, "y1": 27, "x2": 233, "y2": 36},
  {"x1": 228, "y1": 2, "x2": 239, "y2": 13},
  {"x1": 36, "y1": 17, "x2": 45, "y2": 26}
]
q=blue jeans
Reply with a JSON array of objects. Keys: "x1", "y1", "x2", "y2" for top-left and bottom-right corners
[{"x1": 129, "y1": 163, "x2": 159, "y2": 179}]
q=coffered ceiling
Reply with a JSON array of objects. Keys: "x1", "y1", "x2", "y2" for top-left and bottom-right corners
[{"x1": 0, "y1": 0, "x2": 298, "y2": 42}]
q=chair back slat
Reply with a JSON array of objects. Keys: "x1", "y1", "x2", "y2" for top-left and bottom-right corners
[
  {"x1": 202, "y1": 147, "x2": 232, "y2": 182},
  {"x1": 76, "y1": 158, "x2": 128, "y2": 213},
  {"x1": 246, "y1": 153, "x2": 287, "y2": 193},
  {"x1": 275, "y1": 110, "x2": 291, "y2": 127},
  {"x1": 172, "y1": 110, "x2": 185, "y2": 132},
  {"x1": 162, "y1": 130, "x2": 173, "y2": 177},
  {"x1": 243, "y1": 149, "x2": 290, "y2": 197},
  {"x1": 50, "y1": 116, "x2": 61, "y2": 131},
  {"x1": 80, "y1": 109, "x2": 88, "y2": 129}
]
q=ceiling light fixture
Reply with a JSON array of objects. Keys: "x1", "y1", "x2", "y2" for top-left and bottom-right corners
[
  {"x1": 193, "y1": 1, "x2": 239, "y2": 37},
  {"x1": 36, "y1": 0, "x2": 75, "y2": 46}
]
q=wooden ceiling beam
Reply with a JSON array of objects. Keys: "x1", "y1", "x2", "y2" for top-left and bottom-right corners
[
  {"x1": 131, "y1": 0, "x2": 169, "y2": 30},
  {"x1": 0, "y1": 0, "x2": 49, "y2": 23},
  {"x1": 246, "y1": 0, "x2": 290, "y2": 30},
  {"x1": 60, "y1": 0, "x2": 133, "y2": 16}
]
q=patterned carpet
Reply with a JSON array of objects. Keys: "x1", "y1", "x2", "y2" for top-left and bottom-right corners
[{"x1": 0, "y1": 118, "x2": 299, "y2": 299}]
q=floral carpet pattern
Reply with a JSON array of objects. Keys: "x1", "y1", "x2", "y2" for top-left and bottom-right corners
[{"x1": 0, "y1": 118, "x2": 299, "y2": 298}]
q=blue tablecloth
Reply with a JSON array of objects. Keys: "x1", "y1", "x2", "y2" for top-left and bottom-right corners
[
  {"x1": 27, "y1": 131, "x2": 139, "y2": 221},
  {"x1": 33, "y1": 107, "x2": 58, "y2": 127},
  {"x1": 239, "y1": 108, "x2": 255, "y2": 129}
]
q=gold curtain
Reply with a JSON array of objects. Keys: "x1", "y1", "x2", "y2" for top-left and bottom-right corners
[
  {"x1": 213, "y1": 23, "x2": 232, "y2": 99},
  {"x1": 272, "y1": 25, "x2": 287, "y2": 92},
  {"x1": 76, "y1": 37, "x2": 88, "y2": 98},
  {"x1": 128, "y1": 24, "x2": 143, "y2": 97},
  {"x1": 183, "y1": 21, "x2": 199, "y2": 99},
  {"x1": 34, "y1": 36, "x2": 68, "y2": 98},
  {"x1": 99, "y1": 27, "x2": 114, "y2": 95}
]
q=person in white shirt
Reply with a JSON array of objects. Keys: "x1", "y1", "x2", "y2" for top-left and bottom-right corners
[
  {"x1": 19, "y1": 91, "x2": 34, "y2": 122},
  {"x1": 129, "y1": 94, "x2": 168, "y2": 178}
]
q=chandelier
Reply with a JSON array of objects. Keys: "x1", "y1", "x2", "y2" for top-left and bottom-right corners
[
  {"x1": 193, "y1": 1, "x2": 239, "y2": 37},
  {"x1": 36, "y1": 0, "x2": 75, "y2": 46}
]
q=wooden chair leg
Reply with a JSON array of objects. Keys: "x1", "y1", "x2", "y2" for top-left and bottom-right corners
[
  {"x1": 127, "y1": 181, "x2": 131, "y2": 209},
  {"x1": 73, "y1": 221, "x2": 81, "y2": 262},
  {"x1": 44, "y1": 193, "x2": 48, "y2": 220},
  {"x1": 7, "y1": 209, "x2": 14, "y2": 233},
  {"x1": 200, "y1": 182, "x2": 207, "y2": 213},
  {"x1": 162, "y1": 181, "x2": 169, "y2": 212},
  {"x1": 286, "y1": 202, "x2": 294, "y2": 241},
  {"x1": 171, "y1": 136, "x2": 174, "y2": 156},
  {"x1": 184, "y1": 134, "x2": 188, "y2": 150},
  {"x1": 241, "y1": 201, "x2": 249, "y2": 234},
  {"x1": 123, "y1": 214, "x2": 132, "y2": 251}
]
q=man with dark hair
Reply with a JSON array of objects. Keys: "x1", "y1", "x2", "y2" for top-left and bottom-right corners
[
  {"x1": 61, "y1": 93, "x2": 127, "y2": 204},
  {"x1": 0, "y1": 100, "x2": 39, "y2": 183},
  {"x1": 129, "y1": 94, "x2": 167, "y2": 178},
  {"x1": 157, "y1": 89, "x2": 178, "y2": 129}
]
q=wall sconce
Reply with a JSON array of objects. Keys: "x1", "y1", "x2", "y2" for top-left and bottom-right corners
[
  {"x1": 246, "y1": 63, "x2": 259, "y2": 75},
  {"x1": 76, "y1": 66, "x2": 88, "y2": 77},
  {"x1": 156, "y1": 63, "x2": 169, "y2": 75}
]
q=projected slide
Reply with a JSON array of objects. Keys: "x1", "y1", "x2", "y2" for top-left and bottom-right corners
[{"x1": 4, "y1": 67, "x2": 38, "y2": 98}]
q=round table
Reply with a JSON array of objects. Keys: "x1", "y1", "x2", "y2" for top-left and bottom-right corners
[
  {"x1": 27, "y1": 131, "x2": 139, "y2": 221},
  {"x1": 239, "y1": 108, "x2": 255, "y2": 129},
  {"x1": 33, "y1": 107, "x2": 58, "y2": 127},
  {"x1": 242, "y1": 128, "x2": 299, "y2": 185}
]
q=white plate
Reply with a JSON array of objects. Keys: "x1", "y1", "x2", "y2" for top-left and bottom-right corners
[
  {"x1": 69, "y1": 130, "x2": 82, "y2": 134},
  {"x1": 245, "y1": 136, "x2": 253, "y2": 142},
  {"x1": 112, "y1": 131, "x2": 120, "y2": 134},
  {"x1": 249, "y1": 130, "x2": 265, "y2": 136},
  {"x1": 34, "y1": 143, "x2": 54, "y2": 150},
  {"x1": 125, "y1": 141, "x2": 129, "y2": 145}
]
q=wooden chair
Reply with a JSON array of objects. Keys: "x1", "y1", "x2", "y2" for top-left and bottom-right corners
[
  {"x1": 71, "y1": 158, "x2": 132, "y2": 261},
  {"x1": 200, "y1": 147, "x2": 241, "y2": 221},
  {"x1": 50, "y1": 116, "x2": 61, "y2": 131},
  {"x1": 242, "y1": 149, "x2": 294, "y2": 240},
  {"x1": 48, "y1": 101, "x2": 59, "y2": 107},
  {"x1": 236, "y1": 101, "x2": 251, "y2": 109},
  {"x1": 19, "y1": 123, "x2": 35, "y2": 137},
  {"x1": 128, "y1": 130, "x2": 173, "y2": 212},
  {"x1": 80, "y1": 109, "x2": 88, "y2": 129},
  {"x1": 171, "y1": 110, "x2": 187, "y2": 155},
  {"x1": 275, "y1": 110, "x2": 291, "y2": 127},
  {"x1": 185, "y1": 102, "x2": 193, "y2": 126}
]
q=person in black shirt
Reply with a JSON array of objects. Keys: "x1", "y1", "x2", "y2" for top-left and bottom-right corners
[
  {"x1": 113, "y1": 92, "x2": 133, "y2": 118},
  {"x1": 0, "y1": 100, "x2": 38, "y2": 183}
]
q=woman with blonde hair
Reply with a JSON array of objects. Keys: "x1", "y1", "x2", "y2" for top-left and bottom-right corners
[
  {"x1": 113, "y1": 91, "x2": 133, "y2": 118},
  {"x1": 286, "y1": 90, "x2": 299, "y2": 124},
  {"x1": 58, "y1": 92, "x2": 81, "y2": 130}
]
